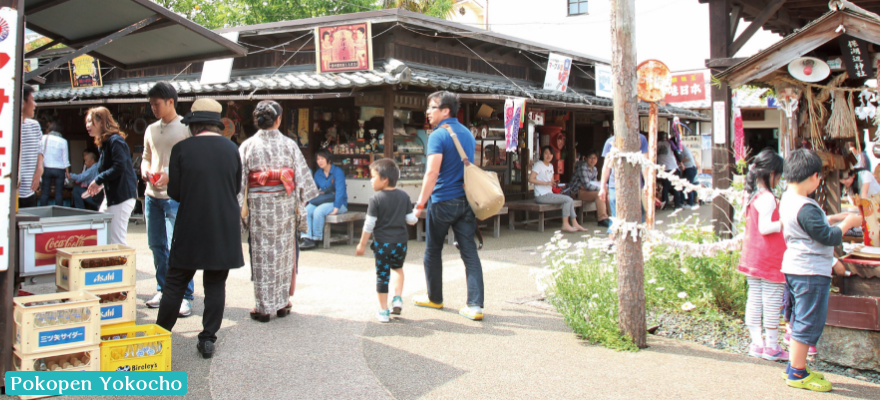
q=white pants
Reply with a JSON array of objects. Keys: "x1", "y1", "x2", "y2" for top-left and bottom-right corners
[{"x1": 100, "y1": 198, "x2": 136, "y2": 245}]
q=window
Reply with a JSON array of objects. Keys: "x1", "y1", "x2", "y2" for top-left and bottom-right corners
[{"x1": 568, "y1": 0, "x2": 588, "y2": 15}]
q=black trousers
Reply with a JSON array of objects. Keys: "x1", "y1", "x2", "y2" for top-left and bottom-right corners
[
  {"x1": 18, "y1": 195, "x2": 37, "y2": 208},
  {"x1": 156, "y1": 267, "x2": 230, "y2": 343}
]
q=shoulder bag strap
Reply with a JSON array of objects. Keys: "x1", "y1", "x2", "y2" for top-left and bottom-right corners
[{"x1": 442, "y1": 124, "x2": 470, "y2": 167}]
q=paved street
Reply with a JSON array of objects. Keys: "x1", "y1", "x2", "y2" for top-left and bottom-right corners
[{"x1": 11, "y1": 206, "x2": 880, "y2": 399}]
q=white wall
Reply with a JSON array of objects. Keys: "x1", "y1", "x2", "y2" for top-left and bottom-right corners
[{"x1": 486, "y1": 0, "x2": 782, "y2": 71}]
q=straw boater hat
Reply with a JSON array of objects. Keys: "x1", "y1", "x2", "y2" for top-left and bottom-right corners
[{"x1": 181, "y1": 98, "x2": 225, "y2": 129}]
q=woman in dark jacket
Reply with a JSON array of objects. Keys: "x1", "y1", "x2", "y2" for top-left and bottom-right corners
[
  {"x1": 156, "y1": 98, "x2": 244, "y2": 359},
  {"x1": 85, "y1": 107, "x2": 137, "y2": 245}
]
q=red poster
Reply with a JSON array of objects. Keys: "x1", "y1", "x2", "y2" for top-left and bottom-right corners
[
  {"x1": 315, "y1": 22, "x2": 373, "y2": 73},
  {"x1": 664, "y1": 73, "x2": 706, "y2": 103},
  {"x1": 34, "y1": 229, "x2": 97, "y2": 266}
]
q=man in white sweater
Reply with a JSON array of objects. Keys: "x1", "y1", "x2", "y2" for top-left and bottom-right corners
[{"x1": 142, "y1": 82, "x2": 193, "y2": 317}]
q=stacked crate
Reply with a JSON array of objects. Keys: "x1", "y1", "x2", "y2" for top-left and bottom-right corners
[
  {"x1": 55, "y1": 245, "x2": 137, "y2": 327},
  {"x1": 12, "y1": 291, "x2": 102, "y2": 399}
]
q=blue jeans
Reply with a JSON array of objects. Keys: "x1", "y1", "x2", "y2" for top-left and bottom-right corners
[
  {"x1": 305, "y1": 202, "x2": 347, "y2": 240},
  {"x1": 424, "y1": 196, "x2": 484, "y2": 307},
  {"x1": 40, "y1": 168, "x2": 65, "y2": 206},
  {"x1": 146, "y1": 196, "x2": 193, "y2": 300},
  {"x1": 72, "y1": 186, "x2": 101, "y2": 209},
  {"x1": 683, "y1": 167, "x2": 698, "y2": 206},
  {"x1": 785, "y1": 274, "x2": 831, "y2": 347}
]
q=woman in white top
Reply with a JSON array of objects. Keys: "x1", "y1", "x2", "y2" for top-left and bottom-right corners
[
  {"x1": 842, "y1": 168, "x2": 880, "y2": 246},
  {"x1": 529, "y1": 146, "x2": 586, "y2": 232}
]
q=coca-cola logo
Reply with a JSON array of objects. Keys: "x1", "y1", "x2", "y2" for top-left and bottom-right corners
[{"x1": 44, "y1": 235, "x2": 92, "y2": 252}]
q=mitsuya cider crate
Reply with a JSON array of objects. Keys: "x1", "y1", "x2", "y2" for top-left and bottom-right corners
[
  {"x1": 55, "y1": 245, "x2": 136, "y2": 291},
  {"x1": 100, "y1": 324, "x2": 172, "y2": 372},
  {"x1": 57, "y1": 286, "x2": 136, "y2": 326},
  {"x1": 13, "y1": 290, "x2": 101, "y2": 354}
]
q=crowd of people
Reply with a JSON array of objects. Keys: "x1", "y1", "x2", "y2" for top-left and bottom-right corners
[{"x1": 16, "y1": 84, "x2": 486, "y2": 359}]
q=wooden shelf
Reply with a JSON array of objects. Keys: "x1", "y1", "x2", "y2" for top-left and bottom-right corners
[
  {"x1": 479, "y1": 137, "x2": 505, "y2": 141},
  {"x1": 334, "y1": 154, "x2": 374, "y2": 157}
]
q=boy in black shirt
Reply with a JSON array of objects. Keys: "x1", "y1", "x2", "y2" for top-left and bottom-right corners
[{"x1": 356, "y1": 159, "x2": 418, "y2": 322}]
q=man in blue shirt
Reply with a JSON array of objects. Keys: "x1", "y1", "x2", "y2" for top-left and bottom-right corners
[
  {"x1": 68, "y1": 150, "x2": 102, "y2": 209},
  {"x1": 412, "y1": 91, "x2": 485, "y2": 321},
  {"x1": 598, "y1": 132, "x2": 649, "y2": 233}
]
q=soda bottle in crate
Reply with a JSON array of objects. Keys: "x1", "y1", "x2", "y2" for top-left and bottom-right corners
[
  {"x1": 55, "y1": 244, "x2": 136, "y2": 292},
  {"x1": 100, "y1": 324, "x2": 172, "y2": 372},
  {"x1": 13, "y1": 290, "x2": 101, "y2": 354}
]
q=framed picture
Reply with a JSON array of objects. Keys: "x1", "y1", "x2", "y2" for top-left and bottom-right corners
[
  {"x1": 315, "y1": 22, "x2": 373, "y2": 73},
  {"x1": 69, "y1": 55, "x2": 102, "y2": 88}
]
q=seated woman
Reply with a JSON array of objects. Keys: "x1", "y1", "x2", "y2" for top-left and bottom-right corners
[
  {"x1": 842, "y1": 167, "x2": 880, "y2": 246},
  {"x1": 568, "y1": 151, "x2": 611, "y2": 227},
  {"x1": 530, "y1": 146, "x2": 586, "y2": 232},
  {"x1": 300, "y1": 148, "x2": 348, "y2": 249}
]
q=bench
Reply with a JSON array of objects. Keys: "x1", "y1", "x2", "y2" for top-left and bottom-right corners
[
  {"x1": 323, "y1": 211, "x2": 366, "y2": 249},
  {"x1": 416, "y1": 207, "x2": 509, "y2": 244},
  {"x1": 506, "y1": 199, "x2": 583, "y2": 233}
]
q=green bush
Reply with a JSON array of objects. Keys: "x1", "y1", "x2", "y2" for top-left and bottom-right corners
[{"x1": 536, "y1": 215, "x2": 744, "y2": 351}]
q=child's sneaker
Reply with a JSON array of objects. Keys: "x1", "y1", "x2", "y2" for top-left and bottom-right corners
[
  {"x1": 376, "y1": 309, "x2": 391, "y2": 323},
  {"x1": 787, "y1": 371, "x2": 832, "y2": 392},
  {"x1": 391, "y1": 296, "x2": 403, "y2": 315},
  {"x1": 459, "y1": 306, "x2": 484, "y2": 321},
  {"x1": 808, "y1": 346, "x2": 818, "y2": 356},
  {"x1": 762, "y1": 344, "x2": 789, "y2": 361},
  {"x1": 748, "y1": 343, "x2": 765, "y2": 358},
  {"x1": 412, "y1": 294, "x2": 443, "y2": 309}
]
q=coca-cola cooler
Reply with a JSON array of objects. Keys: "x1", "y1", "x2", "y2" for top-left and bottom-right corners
[{"x1": 17, "y1": 207, "x2": 113, "y2": 277}]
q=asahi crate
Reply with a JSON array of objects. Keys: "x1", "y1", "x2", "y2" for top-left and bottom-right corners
[
  {"x1": 55, "y1": 245, "x2": 136, "y2": 292},
  {"x1": 100, "y1": 324, "x2": 172, "y2": 372},
  {"x1": 56, "y1": 286, "x2": 136, "y2": 326},
  {"x1": 12, "y1": 344, "x2": 101, "y2": 400},
  {"x1": 13, "y1": 290, "x2": 101, "y2": 355}
]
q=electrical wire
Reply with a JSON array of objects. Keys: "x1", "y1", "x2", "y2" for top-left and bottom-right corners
[{"x1": 455, "y1": 38, "x2": 535, "y2": 100}]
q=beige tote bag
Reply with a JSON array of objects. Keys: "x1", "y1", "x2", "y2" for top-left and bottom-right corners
[{"x1": 443, "y1": 124, "x2": 506, "y2": 221}]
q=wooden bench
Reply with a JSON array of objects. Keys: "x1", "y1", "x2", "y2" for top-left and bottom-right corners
[
  {"x1": 506, "y1": 199, "x2": 583, "y2": 233},
  {"x1": 416, "y1": 207, "x2": 509, "y2": 244},
  {"x1": 323, "y1": 211, "x2": 366, "y2": 249}
]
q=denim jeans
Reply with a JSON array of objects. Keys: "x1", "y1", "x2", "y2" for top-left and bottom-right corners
[
  {"x1": 72, "y1": 186, "x2": 101, "y2": 209},
  {"x1": 146, "y1": 196, "x2": 193, "y2": 300},
  {"x1": 683, "y1": 167, "x2": 698, "y2": 206},
  {"x1": 305, "y1": 203, "x2": 347, "y2": 240},
  {"x1": 40, "y1": 168, "x2": 65, "y2": 206},
  {"x1": 785, "y1": 274, "x2": 831, "y2": 347},
  {"x1": 424, "y1": 196, "x2": 484, "y2": 307}
]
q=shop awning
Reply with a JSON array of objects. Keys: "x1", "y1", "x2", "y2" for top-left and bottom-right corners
[
  {"x1": 33, "y1": 58, "x2": 707, "y2": 121},
  {"x1": 24, "y1": 0, "x2": 247, "y2": 79}
]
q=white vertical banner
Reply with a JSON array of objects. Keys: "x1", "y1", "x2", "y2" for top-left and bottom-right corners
[
  {"x1": 0, "y1": 7, "x2": 16, "y2": 271},
  {"x1": 543, "y1": 53, "x2": 572, "y2": 92},
  {"x1": 595, "y1": 64, "x2": 612, "y2": 99},
  {"x1": 712, "y1": 101, "x2": 726, "y2": 144}
]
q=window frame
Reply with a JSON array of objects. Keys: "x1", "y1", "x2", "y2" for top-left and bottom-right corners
[{"x1": 567, "y1": 0, "x2": 588, "y2": 16}]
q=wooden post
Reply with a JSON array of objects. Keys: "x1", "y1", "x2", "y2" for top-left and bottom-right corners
[
  {"x1": 611, "y1": 0, "x2": 647, "y2": 349},
  {"x1": 567, "y1": 111, "x2": 576, "y2": 183},
  {"x1": 645, "y1": 103, "x2": 658, "y2": 229},
  {"x1": 383, "y1": 86, "x2": 395, "y2": 159},
  {"x1": 709, "y1": 0, "x2": 734, "y2": 238}
]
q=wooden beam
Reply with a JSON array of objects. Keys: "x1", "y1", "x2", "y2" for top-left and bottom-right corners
[
  {"x1": 705, "y1": 57, "x2": 747, "y2": 69},
  {"x1": 383, "y1": 86, "x2": 395, "y2": 159},
  {"x1": 737, "y1": 0, "x2": 802, "y2": 32},
  {"x1": 24, "y1": 0, "x2": 73, "y2": 15},
  {"x1": 730, "y1": 4, "x2": 742, "y2": 41},
  {"x1": 709, "y1": 0, "x2": 734, "y2": 238},
  {"x1": 25, "y1": 14, "x2": 160, "y2": 81},
  {"x1": 730, "y1": 0, "x2": 787, "y2": 56}
]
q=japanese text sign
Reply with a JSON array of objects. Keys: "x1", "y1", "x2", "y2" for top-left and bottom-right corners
[
  {"x1": 38, "y1": 326, "x2": 85, "y2": 347},
  {"x1": 68, "y1": 55, "x2": 102, "y2": 88},
  {"x1": 543, "y1": 53, "x2": 572, "y2": 92},
  {"x1": 665, "y1": 73, "x2": 707, "y2": 103},
  {"x1": 315, "y1": 22, "x2": 373, "y2": 73},
  {"x1": 838, "y1": 35, "x2": 874, "y2": 79},
  {"x1": 595, "y1": 64, "x2": 612, "y2": 99},
  {"x1": 0, "y1": 8, "x2": 16, "y2": 272}
]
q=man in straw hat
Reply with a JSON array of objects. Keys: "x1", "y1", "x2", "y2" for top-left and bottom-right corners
[{"x1": 156, "y1": 98, "x2": 244, "y2": 359}]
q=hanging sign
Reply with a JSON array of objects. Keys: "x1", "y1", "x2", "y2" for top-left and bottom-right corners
[
  {"x1": 636, "y1": 59, "x2": 672, "y2": 103},
  {"x1": 664, "y1": 72, "x2": 706, "y2": 103},
  {"x1": 543, "y1": 53, "x2": 572, "y2": 92},
  {"x1": 315, "y1": 22, "x2": 373, "y2": 73},
  {"x1": 713, "y1": 101, "x2": 727, "y2": 144},
  {"x1": 595, "y1": 64, "x2": 612, "y2": 99},
  {"x1": 838, "y1": 35, "x2": 874, "y2": 79},
  {"x1": 68, "y1": 55, "x2": 102, "y2": 88},
  {"x1": 200, "y1": 32, "x2": 240, "y2": 85},
  {"x1": 0, "y1": 7, "x2": 15, "y2": 272}
]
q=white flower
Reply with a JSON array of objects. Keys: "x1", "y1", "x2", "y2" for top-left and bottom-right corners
[
  {"x1": 647, "y1": 278, "x2": 657, "y2": 284},
  {"x1": 554, "y1": 230, "x2": 562, "y2": 234},
  {"x1": 656, "y1": 220, "x2": 664, "y2": 225},
  {"x1": 680, "y1": 268, "x2": 688, "y2": 274},
  {"x1": 537, "y1": 246, "x2": 544, "y2": 251},
  {"x1": 656, "y1": 287, "x2": 665, "y2": 291},
  {"x1": 682, "y1": 301, "x2": 696, "y2": 311},
  {"x1": 677, "y1": 292, "x2": 687, "y2": 299},
  {"x1": 529, "y1": 252, "x2": 537, "y2": 256},
  {"x1": 592, "y1": 293, "x2": 599, "y2": 298}
]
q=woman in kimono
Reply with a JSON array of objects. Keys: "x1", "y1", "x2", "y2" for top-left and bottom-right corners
[{"x1": 239, "y1": 100, "x2": 319, "y2": 322}]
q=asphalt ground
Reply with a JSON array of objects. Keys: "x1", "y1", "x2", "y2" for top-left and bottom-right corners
[{"x1": 8, "y1": 205, "x2": 880, "y2": 400}]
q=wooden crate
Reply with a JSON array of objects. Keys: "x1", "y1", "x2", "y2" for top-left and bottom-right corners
[
  {"x1": 55, "y1": 245, "x2": 136, "y2": 292},
  {"x1": 57, "y1": 286, "x2": 136, "y2": 326},
  {"x1": 100, "y1": 324, "x2": 172, "y2": 372},
  {"x1": 826, "y1": 294, "x2": 880, "y2": 331},
  {"x1": 12, "y1": 344, "x2": 100, "y2": 400},
  {"x1": 13, "y1": 290, "x2": 101, "y2": 355}
]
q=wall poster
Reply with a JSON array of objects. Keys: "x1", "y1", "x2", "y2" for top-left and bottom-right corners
[
  {"x1": 69, "y1": 55, "x2": 102, "y2": 88},
  {"x1": 315, "y1": 22, "x2": 373, "y2": 73}
]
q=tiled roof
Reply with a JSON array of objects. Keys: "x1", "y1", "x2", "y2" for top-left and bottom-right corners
[{"x1": 34, "y1": 58, "x2": 704, "y2": 119}]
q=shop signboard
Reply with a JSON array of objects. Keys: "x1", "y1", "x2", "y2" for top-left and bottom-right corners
[
  {"x1": 595, "y1": 64, "x2": 612, "y2": 99},
  {"x1": 664, "y1": 72, "x2": 707, "y2": 104},
  {"x1": 543, "y1": 53, "x2": 572, "y2": 92},
  {"x1": 297, "y1": 108, "x2": 310, "y2": 147},
  {"x1": 69, "y1": 55, "x2": 102, "y2": 88},
  {"x1": 838, "y1": 35, "x2": 873, "y2": 79},
  {"x1": 315, "y1": 22, "x2": 373, "y2": 73},
  {"x1": 34, "y1": 229, "x2": 98, "y2": 266},
  {"x1": 0, "y1": 8, "x2": 16, "y2": 271}
]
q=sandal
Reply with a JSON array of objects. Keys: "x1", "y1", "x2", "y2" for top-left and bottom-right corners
[
  {"x1": 787, "y1": 371, "x2": 832, "y2": 392},
  {"x1": 277, "y1": 303, "x2": 292, "y2": 318},
  {"x1": 249, "y1": 310, "x2": 270, "y2": 323}
]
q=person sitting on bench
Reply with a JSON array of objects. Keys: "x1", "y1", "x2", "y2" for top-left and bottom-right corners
[
  {"x1": 567, "y1": 151, "x2": 611, "y2": 227},
  {"x1": 530, "y1": 146, "x2": 586, "y2": 232}
]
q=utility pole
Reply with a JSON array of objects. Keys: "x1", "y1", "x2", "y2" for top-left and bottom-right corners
[{"x1": 610, "y1": 0, "x2": 646, "y2": 348}]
